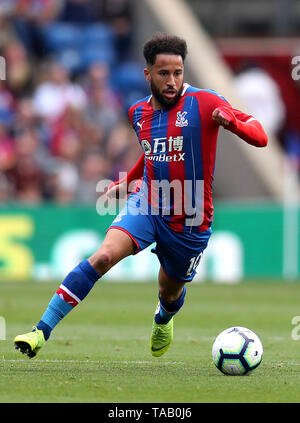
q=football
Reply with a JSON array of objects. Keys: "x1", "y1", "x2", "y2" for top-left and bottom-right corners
[{"x1": 212, "y1": 326, "x2": 263, "y2": 375}]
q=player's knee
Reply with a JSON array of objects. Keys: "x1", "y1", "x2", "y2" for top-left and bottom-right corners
[{"x1": 89, "y1": 249, "x2": 115, "y2": 274}]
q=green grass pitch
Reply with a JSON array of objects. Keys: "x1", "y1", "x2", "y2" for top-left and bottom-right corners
[{"x1": 0, "y1": 280, "x2": 300, "y2": 403}]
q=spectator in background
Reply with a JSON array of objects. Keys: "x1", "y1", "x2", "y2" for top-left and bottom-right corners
[
  {"x1": 0, "y1": 2, "x2": 16, "y2": 51},
  {"x1": 0, "y1": 122, "x2": 15, "y2": 173},
  {"x1": 13, "y1": 0, "x2": 60, "y2": 57},
  {"x1": 84, "y1": 80, "x2": 121, "y2": 139},
  {"x1": 50, "y1": 130, "x2": 81, "y2": 204},
  {"x1": 282, "y1": 66, "x2": 300, "y2": 176},
  {"x1": 83, "y1": 62, "x2": 121, "y2": 112},
  {"x1": 80, "y1": 120, "x2": 105, "y2": 155},
  {"x1": 105, "y1": 121, "x2": 140, "y2": 181},
  {"x1": 82, "y1": 61, "x2": 124, "y2": 152},
  {"x1": 0, "y1": 80, "x2": 16, "y2": 126},
  {"x1": 234, "y1": 62, "x2": 286, "y2": 138},
  {"x1": 50, "y1": 159, "x2": 79, "y2": 203},
  {"x1": 0, "y1": 173, "x2": 13, "y2": 202},
  {"x1": 32, "y1": 61, "x2": 87, "y2": 121},
  {"x1": 57, "y1": 0, "x2": 134, "y2": 62},
  {"x1": 12, "y1": 97, "x2": 54, "y2": 164},
  {"x1": 58, "y1": 0, "x2": 96, "y2": 24},
  {"x1": 6, "y1": 128, "x2": 44, "y2": 203},
  {"x1": 94, "y1": 0, "x2": 134, "y2": 61},
  {"x1": 76, "y1": 152, "x2": 108, "y2": 204},
  {"x1": 0, "y1": 0, "x2": 143, "y2": 205},
  {"x1": 49, "y1": 106, "x2": 86, "y2": 156},
  {"x1": 3, "y1": 38, "x2": 33, "y2": 97},
  {"x1": 13, "y1": 97, "x2": 37, "y2": 132}
]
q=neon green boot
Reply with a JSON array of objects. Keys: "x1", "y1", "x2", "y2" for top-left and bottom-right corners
[{"x1": 14, "y1": 327, "x2": 45, "y2": 358}]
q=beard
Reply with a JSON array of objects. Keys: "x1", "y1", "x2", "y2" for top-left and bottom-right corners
[{"x1": 150, "y1": 79, "x2": 184, "y2": 109}]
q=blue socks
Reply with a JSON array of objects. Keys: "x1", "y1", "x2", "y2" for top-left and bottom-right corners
[
  {"x1": 36, "y1": 258, "x2": 186, "y2": 341},
  {"x1": 37, "y1": 260, "x2": 101, "y2": 340},
  {"x1": 155, "y1": 286, "x2": 186, "y2": 324}
]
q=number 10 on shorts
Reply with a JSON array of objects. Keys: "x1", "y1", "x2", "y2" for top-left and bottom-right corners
[{"x1": 186, "y1": 252, "x2": 203, "y2": 277}]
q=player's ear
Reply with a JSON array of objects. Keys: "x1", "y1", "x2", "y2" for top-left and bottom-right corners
[{"x1": 144, "y1": 68, "x2": 151, "y2": 82}]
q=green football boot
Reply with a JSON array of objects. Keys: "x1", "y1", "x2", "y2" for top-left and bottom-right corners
[
  {"x1": 14, "y1": 327, "x2": 45, "y2": 359},
  {"x1": 150, "y1": 315, "x2": 173, "y2": 357}
]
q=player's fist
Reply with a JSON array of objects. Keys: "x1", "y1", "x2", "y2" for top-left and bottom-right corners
[{"x1": 212, "y1": 106, "x2": 236, "y2": 128}]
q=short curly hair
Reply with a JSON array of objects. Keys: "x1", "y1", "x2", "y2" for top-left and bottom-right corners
[{"x1": 143, "y1": 33, "x2": 188, "y2": 66}]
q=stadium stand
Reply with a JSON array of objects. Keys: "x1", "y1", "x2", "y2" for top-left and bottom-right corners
[
  {"x1": 0, "y1": 0, "x2": 300, "y2": 205},
  {"x1": 0, "y1": 0, "x2": 147, "y2": 205}
]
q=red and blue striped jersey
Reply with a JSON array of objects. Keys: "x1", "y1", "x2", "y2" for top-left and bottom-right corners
[{"x1": 127, "y1": 83, "x2": 257, "y2": 234}]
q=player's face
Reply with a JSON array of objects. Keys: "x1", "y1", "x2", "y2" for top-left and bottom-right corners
[{"x1": 144, "y1": 54, "x2": 184, "y2": 109}]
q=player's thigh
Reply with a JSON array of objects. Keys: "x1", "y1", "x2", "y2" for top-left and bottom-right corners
[
  {"x1": 109, "y1": 199, "x2": 157, "y2": 254},
  {"x1": 88, "y1": 228, "x2": 135, "y2": 274},
  {"x1": 154, "y1": 223, "x2": 211, "y2": 283}
]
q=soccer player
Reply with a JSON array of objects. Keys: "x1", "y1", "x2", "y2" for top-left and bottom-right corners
[{"x1": 14, "y1": 33, "x2": 267, "y2": 358}]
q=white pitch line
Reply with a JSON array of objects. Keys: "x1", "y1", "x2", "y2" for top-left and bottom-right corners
[
  {"x1": 1, "y1": 359, "x2": 185, "y2": 365},
  {"x1": 1, "y1": 335, "x2": 289, "y2": 342}
]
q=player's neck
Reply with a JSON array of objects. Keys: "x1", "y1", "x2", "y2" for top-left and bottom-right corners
[{"x1": 150, "y1": 96, "x2": 164, "y2": 110}]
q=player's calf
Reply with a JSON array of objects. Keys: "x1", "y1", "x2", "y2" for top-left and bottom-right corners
[
  {"x1": 21, "y1": 259, "x2": 101, "y2": 348},
  {"x1": 14, "y1": 228, "x2": 136, "y2": 357}
]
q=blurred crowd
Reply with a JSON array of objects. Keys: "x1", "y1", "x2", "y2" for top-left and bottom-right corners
[
  {"x1": 231, "y1": 58, "x2": 300, "y2": 176},
  {"x1": 0, "y1": 0, "x2": 147, "y2": 205},
  {"x1": 3, "y1": 1, "x2": 300, "y2": 207}
]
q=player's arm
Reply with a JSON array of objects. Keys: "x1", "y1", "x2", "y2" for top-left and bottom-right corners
[
  {"x1": 107, "y1": 101, "x2": 146, "y2": 198},
  {"x1": 106, "y1": 154, "x2": 145, "y2": 198},
  {"x1": 212, "y1": 105, "x2": 268, "y2": 147}
]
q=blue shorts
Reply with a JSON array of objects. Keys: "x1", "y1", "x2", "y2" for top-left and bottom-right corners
[{"x1": 108, "y1": 196, "x2": 212, "y2": 283}]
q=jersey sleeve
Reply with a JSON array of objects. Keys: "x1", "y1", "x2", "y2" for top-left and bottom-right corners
[
  {"x1": 126, "y1": 154, "x2": 145, "y2": 183},
  {"x1": 213, "y1": 104, "x2": 268, "y2": 147},
  {"x1": 109, "y1": 154, "x2": 144, "y2": 191},
  {"x1": 128, "y1": 104, "x2": 135, "y2": 128}
]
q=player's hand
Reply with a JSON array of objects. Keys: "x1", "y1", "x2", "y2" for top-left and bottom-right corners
[
  {"x1": 106, "y1": 180, "x2": 128, "y2": 199},
  {"x1": 212, "y1": 106, "x2": 237, "y2": 128}
]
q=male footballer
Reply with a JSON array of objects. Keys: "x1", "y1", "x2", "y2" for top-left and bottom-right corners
[{"x1": 14, "y1": 33, "x2": 267, "y2": 358}]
